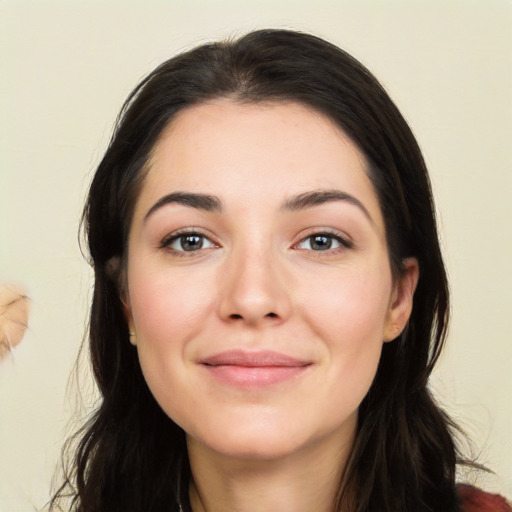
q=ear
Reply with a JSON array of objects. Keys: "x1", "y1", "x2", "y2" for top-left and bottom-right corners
[
  {"x1": 106, "y1": 256, "x2": 135, "y2": 332},
  {"x1": 120, "y1": 288, "x2": 137, "y2": 346},
  {"x1": 383, "y1": 257, "x2": 419, "y2": 342},
  {"x1": 122, "y1": 294, "x2": 134, "y2": 331}
]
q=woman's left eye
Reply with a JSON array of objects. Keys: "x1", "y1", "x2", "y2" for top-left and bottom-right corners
[
  {"x1": 161, "y1": 233, "x2": 216, "y2": 253},
  {"x1": 296, "y1": 233, "x2": 351, "y2": 252}
]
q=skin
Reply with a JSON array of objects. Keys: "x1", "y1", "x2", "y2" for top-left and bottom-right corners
[{"x1": 125, "y1": 100, "x2": 418, "y2": 512}]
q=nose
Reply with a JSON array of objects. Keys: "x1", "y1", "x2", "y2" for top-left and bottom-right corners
[{"x1": 218, "y1": 244, "x2": 292, "y2": 326}]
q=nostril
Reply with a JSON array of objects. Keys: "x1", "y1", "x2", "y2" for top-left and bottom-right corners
[{"x1": 228, "y1": 312, "x2": 277, "y2": 320}]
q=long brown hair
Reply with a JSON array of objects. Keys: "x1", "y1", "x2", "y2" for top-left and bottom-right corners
[{"x1": 52, "y1": 29, "x2": 468, "y2": 511}]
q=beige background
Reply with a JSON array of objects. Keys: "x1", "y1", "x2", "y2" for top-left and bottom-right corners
[{"x1": 1, "y1": 1, "x2": 511, "y2": 510}]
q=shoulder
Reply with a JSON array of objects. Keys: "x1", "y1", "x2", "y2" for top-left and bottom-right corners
[{"x1": 458, "y1": 484, "x2": 512, "y2": 512}]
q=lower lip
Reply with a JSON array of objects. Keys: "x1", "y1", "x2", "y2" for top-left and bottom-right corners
[{"x1": 202, "y1": 364, "x2": 309, "y2": 389}]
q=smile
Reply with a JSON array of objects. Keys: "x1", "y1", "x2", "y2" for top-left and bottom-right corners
[{"x1": 199, "y1": 350, "x2": 312, "y2": 389}]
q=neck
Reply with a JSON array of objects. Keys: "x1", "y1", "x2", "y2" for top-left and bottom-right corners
[{"x1": 186, "y1": 430, "x2": 354, "y2": 512}]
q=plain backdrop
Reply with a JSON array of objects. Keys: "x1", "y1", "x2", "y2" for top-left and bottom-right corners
[{"x1": 1, "y1": 1, "x2": 511, "y2": 510}]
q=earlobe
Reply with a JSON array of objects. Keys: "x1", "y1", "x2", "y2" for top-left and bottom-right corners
[
  {"x1": 122, "y1": 296, "x2": 132, "y2": 320},
  {"x1": 121, "y1": 294, "x2": 134, "y2": 327},
  {"x1": 107, "y1": 255, "x2": 134, "y2": 335},
  {"x1": 118, "y1": 276, "x2": 136, "y2": 343},
  {"x1": 384, "y1": 258, "x2": 419, "y2": 342},
  {"x1": 122, "y1": 298, "x2": 137, "y2": 346}
]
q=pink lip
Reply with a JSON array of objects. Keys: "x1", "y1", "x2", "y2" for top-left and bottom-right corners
[{"x1": 200, "y1": 350, "x2": 311, "y2": 389}]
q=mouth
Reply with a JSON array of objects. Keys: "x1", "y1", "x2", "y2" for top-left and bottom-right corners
[{"x1": 199, "y1": 350, "x2": 312, "y2": 389}]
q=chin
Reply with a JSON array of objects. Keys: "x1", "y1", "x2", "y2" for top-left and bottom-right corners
[
  {"x1": 184, "y1": 412, "x2": 308, "y2": 460},
  {"x1": 192, "y1": 433, "x2": 306, "y2": 461}
]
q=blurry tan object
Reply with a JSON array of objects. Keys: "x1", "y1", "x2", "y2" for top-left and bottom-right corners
[{"x1": 0, "y1": 284, "x2": 30, "y2": 359}]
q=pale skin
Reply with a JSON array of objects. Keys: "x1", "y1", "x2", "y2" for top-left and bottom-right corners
[{"x1": 124, "y1": 100, "x2": 419, "y2": 512}]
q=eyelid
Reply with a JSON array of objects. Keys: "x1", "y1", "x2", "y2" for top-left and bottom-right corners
[
  {"x1": 292, "y1": 228, "x2": 353, "y2": 251},
  {"x1": 159, "y1": 228, "x2": 219, "y2": 253},
  {"x1": 158, "y1": 227, "x2": 352, "y2": 255}
]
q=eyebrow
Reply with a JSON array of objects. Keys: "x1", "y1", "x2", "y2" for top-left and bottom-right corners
[
  {"x1": 144, "y1": 192, "x2": 222, "y2": 222},
  {"x1": 281, "y1": 189, "x2": 374, "y2": 224},
  {"x1": 144, "y1": 188, "x2": 373, "y2": 224}
]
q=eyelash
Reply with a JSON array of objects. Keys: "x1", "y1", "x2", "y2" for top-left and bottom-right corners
[
  {"x1": 159, "y1": 229, "x2": 353, "y2": 256},
  {"x1": 159, "y1": 229, "x2": 218, "y2": 256},
  {"x1": 294, "y1": 230, "x2": 353, "y2": 254}
]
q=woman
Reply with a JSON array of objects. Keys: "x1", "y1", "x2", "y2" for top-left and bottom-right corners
[{"x1": 51, "y1": 29, "x2": 511, "y2": 512}]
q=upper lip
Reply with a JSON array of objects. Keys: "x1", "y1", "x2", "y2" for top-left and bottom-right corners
[{"x1": 200, "y1": 350, "x2": 311, "y2": 367}]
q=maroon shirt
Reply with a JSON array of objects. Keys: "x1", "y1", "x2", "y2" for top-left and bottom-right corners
[{"x1": 459, "y1": 485, "x2": 512, "y2": 512}]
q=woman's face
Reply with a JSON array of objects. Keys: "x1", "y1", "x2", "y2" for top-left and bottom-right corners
[{"x1": 125, "y1": 100, "x2": 417, "y2": 462}]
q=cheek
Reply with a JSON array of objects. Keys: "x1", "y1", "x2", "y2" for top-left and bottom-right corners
[
  {"x1": 299, "y1": 264, "x2": 392, "y2": 393},
  {"x1": 127, "y1": 263, "x2": 216, "y2": 399},
  {"x1": 129, "y1": 263, "x2": 215, "y2": 345},
  {"x1": 302, "y1": 263, "x2": 391, "y2": 338}
]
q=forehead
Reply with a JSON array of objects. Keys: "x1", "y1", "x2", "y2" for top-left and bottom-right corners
[{"x1": 135, "y1": 100, "x2": 384, "y2": 229}]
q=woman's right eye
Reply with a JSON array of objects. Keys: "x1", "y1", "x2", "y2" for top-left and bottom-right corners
[{"x1": 161, "y1": 232, "x2": 216, "y2": 253}]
